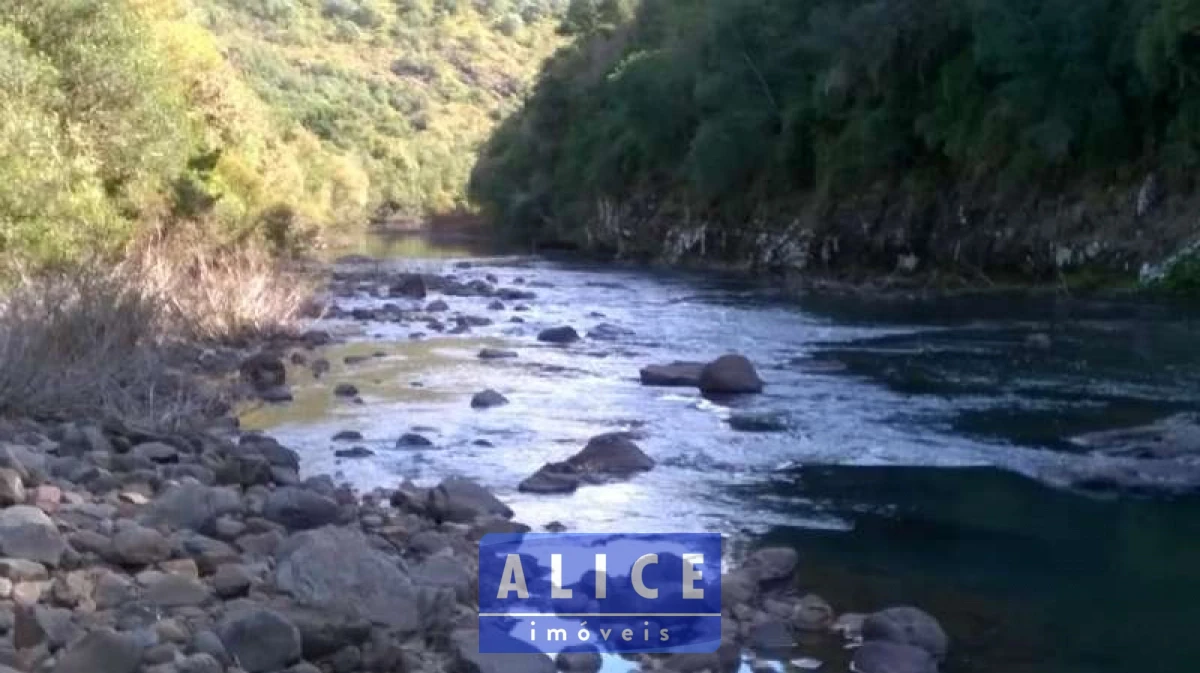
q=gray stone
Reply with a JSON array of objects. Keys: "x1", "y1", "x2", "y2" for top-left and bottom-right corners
[
  {"x1": 728, "y1": 412, "x2": 789, "y2": 433},
  {"x1": 142, "y1": 484, "x2": 242, "y2": 533},
  {"x1": 749, "y1": 620, "x2": 793, "y2": 659},
  {"x1": 262, "y1": 487, "x2": 340, "y2": 530},
  {"x1": 0, "y1": 506, "x2": 66, "y2": 566},
  {"x1": 131, "y1": 442, "x2": 180, "y2": 464},
  {"x1": 410, "y1": 554, "x2": 473, "y2": 602},
  {"x1": 427, "y1": 477, "x2": 513, "y2": 523},
  {"x1": 53, "y1": 628, "x2": 143, "y2": 673},
  {"x1": 110, "y1": 526, "x2": 171, "y2": 566},
  {"x1": 240, "y1": 353, "x2": 286, "y2": 391},
  {"x1": 331, "y1": 430, "x2": 363, "y2": 442},
  {"x1": 211, "y1": 564, "x2": 254, "y2": 599},
  {"x1": 851, "y1": 641, "x2": 937, "y2": 673},
  {"x1": 0, "y1": 468, "x2": 24, "y2": 506},
  {"x1": 792, "y1": 594, "x2": 834, "y2": 632},
  {"x1": 471, "y1": 389, "x2": 509, "y2": 409},
  {"x1": 639, "y1": 362, "x2": 704, "y2": 387},
  {"x1": 144, "y1": 574, "x2": 211, "y2": 607},
  {"x1": 478, "y1": 348, "x2": 518, "y2": 360},
  {"x1": 0, "y1": 559, "x2": 48, "y2": 583},
  {"x1": 334, "y1": 383, "x2": 359, "y2": 398},
  {"x1": 179, "y1": 653, "x2": 222, "y2": 673},
  {"x1": 537, "y1": 326, "x2": 579, "y2": 344},
  {"x1": 862, "y1": 607, "x2": 948, "y2": 660},
  {"x1": 190, "y1": 630, "x2": 228, "y2": 664},
  {"x1": 565, "y1": 432, "x2": 654, "y2": 475},
  {"x1": 555, "y1": 647, "x2": 602, "y2": 673},
  {"x1": 518, "y1": 464, "x2": 580, "y2": 494},
  {"x1": 177, "y1": 533, "x2": 241, "y2": 574},
  {"x1": 396, "y1": 433, "x2": 434, "y2": 448},
  {"x1": 217, "y1": 609, "x2": 301, "y2": 673},
  {"x1": 699, "y1": 354, "x2": 764, "y2": 394},
  {"x1": 335, "y1": 447, "x2": 374, "y2": 459},
  {"x1": 93, "y1": 570, "x2": 136, "y2": 609},
  {"x1": 274, "y1": 527, "x2": 435, "y2": 633}
]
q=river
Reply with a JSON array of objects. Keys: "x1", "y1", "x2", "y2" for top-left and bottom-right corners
[{"x1": 242, "y1": 230, "x2": 1200, "y2": 673}]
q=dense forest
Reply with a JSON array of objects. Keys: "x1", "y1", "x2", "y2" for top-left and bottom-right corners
[
  {"x1": 471, "y1": 0, "x2": 1200, "y2": 285},
  {"x1": 0, "y1": 0, "x2": 564, "y2": 267}
]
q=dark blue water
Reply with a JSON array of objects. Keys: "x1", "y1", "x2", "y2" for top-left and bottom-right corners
[{"x1": 247, "y1": 232, "x2": 1200, "y2": 673}]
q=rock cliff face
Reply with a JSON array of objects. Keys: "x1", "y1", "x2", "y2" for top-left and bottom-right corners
[{"x1": 571, "y1": 183, "x2": 1200, "y2": 285}]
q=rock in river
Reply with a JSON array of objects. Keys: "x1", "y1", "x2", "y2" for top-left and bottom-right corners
[
  {"x1": 478, "y1": 347, "x2": 518, "y2": 360},
  {"x1": 428, "y1": 476, "x2": 513, "y2": 523},
  {"x1": 537, "y1": 326, "x2": 580, "y2": 344},
  {"x1": 699, "y1": 354, "x2": 764, "y2": 394},
  {"x1": 520, "y1": 433, "x2": 654, "y2": 494},
  {"x1": 728, "y1": 411, "x2": 789, "y2": 433},
  {"x1": 471, "y1": 389, "x2": 509, "y2": 409},
  {"x1": 861, "y1": 606, "x2": 949, "y2": 660},
  {"x1": 639, "y1": 362, "x2": 704, "y2": 387},
  {"x1": 239, "y1": 352, "x2": 286, "y2": 390}
]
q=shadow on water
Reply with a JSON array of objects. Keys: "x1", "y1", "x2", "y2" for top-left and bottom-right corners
[{"x1": 745, "y1": 465, "x2": 1200, "y2": 673}]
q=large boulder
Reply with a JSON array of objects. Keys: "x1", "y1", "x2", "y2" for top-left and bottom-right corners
[
  {"x1": 141, "y1": 483, "x2": 242, "y2": 533},
  {"x1": 699, "y1": 354, "x2": 764, "y2": 394},
  {"x1": 742, "y1": 546, "x2": 798, "y2": 584},
  {"x1": 518, "y1": 463, "x2": 581, "y2": 494},
  {"x1": 862, "y1": 606, "x2": 949, "y2": 660},
  {"x1": 217, "y1": 609, "x2": 302, "y2": 673},
  {"x1": 274, "y1": 526, "x2": 442, "y2": 633},
  {"x1": 262, "y1": 487, "x2": 341, "y2": 530},
  {"x1": 537, "y1": 326, "x2": 580, "y2": 344},
  {"x1": 639, "y1": 362, "x2": 705, "y2": 387},
  {"x1": 566, "y1": 432, "x2": 654, "y2": 475},
  {"x1": 0, "y1": 506, "x2": 67, "y2": 567},
  {"x1": 240, "y1": 353, "x2": 286, "y2": 391},
  {"x1": 427, "y1": 477, "x2": 513, "y2": 523},
  {"x1": 451, "y1": 628, "x2": 555, "y2": 673},
  {"x1": 851, "y1": 641, "x2": 938, "y2": 673}
]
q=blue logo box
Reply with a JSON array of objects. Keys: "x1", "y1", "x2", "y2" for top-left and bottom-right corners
[{"x1": 478, "y1": 533, "x2": 723, "y2": 654}]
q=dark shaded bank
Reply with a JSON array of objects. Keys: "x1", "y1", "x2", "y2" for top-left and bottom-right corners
[{"x1": 469, "y1": 0, "x2": 1200, "y2": 287}]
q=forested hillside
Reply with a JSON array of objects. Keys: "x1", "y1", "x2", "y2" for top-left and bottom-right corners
[
  {"x1": 471, "y1": 0, "x2": 1200, "y2": 283},
  {"x1": 0, "y1": 0, "x2": 564, "y2": 267}
]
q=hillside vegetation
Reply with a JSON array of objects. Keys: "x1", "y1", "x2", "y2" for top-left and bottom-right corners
[
  {"x1": 471, "y1": 0, "x2": 1200, "y2": 279},
  {"x1": 0, "y1": 0, "x2": 564, "y2": 268}
]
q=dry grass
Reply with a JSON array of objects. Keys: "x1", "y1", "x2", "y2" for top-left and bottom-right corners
[{"x1": 0, "y1": 237, "x2": 317, "y2": 428}]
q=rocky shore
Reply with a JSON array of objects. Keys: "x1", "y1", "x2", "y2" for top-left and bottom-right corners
[{"x1": 0, "y1": 257, "x2": 958, "y2": 673}]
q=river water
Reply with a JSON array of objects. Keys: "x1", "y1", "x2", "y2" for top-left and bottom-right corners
[{"x1": 243, "y1": 232, "x2": 1200, "y2": 673}]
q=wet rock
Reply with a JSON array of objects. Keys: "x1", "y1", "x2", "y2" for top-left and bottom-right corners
[
  {"x1": 302, "y1": 329, "x2": 332, "y2": 347},
  {"x1": 851, "y1": 641, "x2": 937, "y2": 673},
  {"x1": 544, "y1": 521, "x2": 567, "y2": 532},
  {"x1": 518, "y1": 463, "x2": 580, "y2": 494},
  {"x1": 428, "y1": 477, "x2": 513, "y2": 523},
  {"x1": 389, "y1": 274, "x2": 427, "y2": 299},
  {"x1": 109, "y1": 526, "x2": 171, "y2": 566},
  {"x1": 728, "y1": 412, "x2": 789, "y2": 433},
  {"x1": 0, "y1": 559, "x2": 47, "y2": 583},
  {"x1": 410, "y1": 555, "x2": 474, "y2": 602},
  {"x1": 344, "y1": 355, "x2": 370, "y2": 366},
  {"x1": 396, "y1": 433, "x2": 434, "y2": 448},
  {"x1": 537, "y1": 326, "x2": 580, "y2": 344},
  {"x1": 497, "y1": 288, "x2": 536, "y2": 301},
  {"x1": 792, "y1": 594, "x2": 834, "y2": 632},
  {"x1": 861, "y1": 607, "x2": 948, "y2": 660},
  {"x1": 478, "y1": 348, "x2": 518, "y2": 360},
  {"x1": 263, "y1": 487, "x2": 341, "y2": 531},
  {"x1": 743, "y1": 547, "x2": 798, "y2": 584},
  {"x1": 426, "y1": 300, "x2": 450, "y2": 312},
  {"x1": 471, "y1": 389, "x2": 509, "y2": 409},
  {"x1": 240, "y1": 353, "x2": 286, "y2": 391},
  {"x1": 335, "y1": 447, "x2": 374, "y2": 459},
  {"x1": 0, "y1": 506, "x2": 66, "y2": 567},
  {"x1": 639, "y1": 362, "x2": 704, "y2": 387},
  {"x1": 332, "y1": 430, "x2": 363, "y2": 442},
  {"x1": 53, "y1": 628, "x2": 143, "y2": 673},
  {"x1": 699, "y1": 354, "x2": 764, "y2": 394},
  {"x1": 334, "y1": 383, "x2": 359, "y2": 398},
  {"x1": 217, "y1": 609, "x2": 301, "y2": 673},
  {"x1": 487, "y1": 300, "x2": 506, "y2": 311},
  {"x1": 568, "y1": 432, "x2": 654, "y2": 474},
  {"x1": 0, "y1": 469, "x2": 24, "y2": 506},
  {"x1": 274, "y1": 527, "x2": 429, "y2": 632}
]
